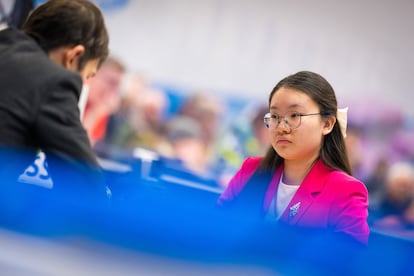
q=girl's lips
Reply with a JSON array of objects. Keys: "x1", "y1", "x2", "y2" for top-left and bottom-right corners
[{"x1": 277, "y1": 138, "x2": 291, "y2": 144}]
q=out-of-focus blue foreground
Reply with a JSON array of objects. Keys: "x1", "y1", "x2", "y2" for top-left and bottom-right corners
[{"x1": 0, "y1": 150, "x2": 413, "y2": 275}]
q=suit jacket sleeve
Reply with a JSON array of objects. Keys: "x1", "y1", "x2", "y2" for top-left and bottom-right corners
[
  {"x1": 34, "y1": 71, "x2": 98, "y2": 167},
  {"x1": 217, "y1": 157, "x2": 261, "y2": 206},
  {"x1": 329, "y1": 173, "x2": 370, "y2": 245}
]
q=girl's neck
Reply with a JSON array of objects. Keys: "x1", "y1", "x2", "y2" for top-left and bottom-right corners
[{"x1": 283, "y1": 157, "x2": 318, "y2": 186}]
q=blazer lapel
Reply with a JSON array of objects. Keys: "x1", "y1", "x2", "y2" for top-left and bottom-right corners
[
  {"x1": 279, "y1": 160, "x2": 331, "y2": 225},
  {"x1": 263, "y1": 165, "x2": 284, "y2": 211}
]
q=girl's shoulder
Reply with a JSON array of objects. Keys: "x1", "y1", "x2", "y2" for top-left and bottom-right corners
[
  {"x1": 327, "y1": 168, "x2": 367, "y2": 194},
  {"x1": 242, "y1": 156, "x2": 263, "y2": 166}
]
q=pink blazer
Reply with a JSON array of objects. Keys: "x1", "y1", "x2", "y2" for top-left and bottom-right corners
[{"x1": 218, "y1": 157, "x2": 370, "y2": 244}]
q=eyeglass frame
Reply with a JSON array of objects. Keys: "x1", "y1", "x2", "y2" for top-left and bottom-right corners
[{"x1": 263, "y1": 111, "x2": 322, "y2": 130}]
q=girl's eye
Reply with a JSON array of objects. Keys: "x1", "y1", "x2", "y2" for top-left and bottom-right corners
[{"x1": 290, "y1": 112, "x2": 301, "y2": 119}]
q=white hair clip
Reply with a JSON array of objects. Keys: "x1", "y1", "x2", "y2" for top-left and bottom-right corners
[{"x1": 337, "y1": 107, "x2": 348, "y2": 138}]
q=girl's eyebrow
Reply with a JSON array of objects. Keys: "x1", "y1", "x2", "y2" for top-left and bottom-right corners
[{"x1": 270, "y1": 103, "x2": 304, "y2": 110}]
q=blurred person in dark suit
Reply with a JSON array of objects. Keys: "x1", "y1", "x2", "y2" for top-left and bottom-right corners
[
  {"x1": 365, "y1": 158, "x2": 389, "y2": 214},
  {"x1": 0, "y1": 0, "x2": 109, "y2": 199},
  {"x1": 344, "y1": 125, "x2": 365, "y2": 181}
]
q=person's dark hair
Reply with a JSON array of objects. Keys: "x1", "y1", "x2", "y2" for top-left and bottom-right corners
[
  {"x1": 22, "y1": 0, "x2": 109, "y2": 70},
  {"x1": 260, "y1": 71, "x2": 352, "y2": 175}
]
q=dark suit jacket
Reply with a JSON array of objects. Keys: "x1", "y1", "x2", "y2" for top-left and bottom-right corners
[{"x1": 0, "y1": 27, "x2": 104, "y2": 196}]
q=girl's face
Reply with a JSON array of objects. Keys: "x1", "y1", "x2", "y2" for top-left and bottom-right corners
[{"x1": 268, "y1": 87, "x2": 333, "y2": 163}]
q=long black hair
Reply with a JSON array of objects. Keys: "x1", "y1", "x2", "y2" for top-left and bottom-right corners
[{"x1": 230, "y1": 71, "x2": 352, "y2": 217}]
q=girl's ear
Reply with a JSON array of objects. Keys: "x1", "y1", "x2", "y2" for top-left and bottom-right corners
[{"x1": 322, "y1": 116, "x2": 336, "y2": 136}]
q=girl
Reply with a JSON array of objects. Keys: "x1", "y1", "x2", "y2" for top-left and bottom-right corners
[{"x1": 218, "y1": 71, "x2": 369, "y2": 245}]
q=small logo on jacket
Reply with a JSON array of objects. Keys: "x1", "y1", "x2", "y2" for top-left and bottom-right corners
[{"x1": 289, "y1": 202, "x2": 301, "y2": 218}]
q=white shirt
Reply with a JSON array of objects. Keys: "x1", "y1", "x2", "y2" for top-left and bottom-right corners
[{"x1": 265, "y1": 175, "x2": 300, "y2": 221}]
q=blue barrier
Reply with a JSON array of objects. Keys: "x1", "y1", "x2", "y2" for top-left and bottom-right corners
[{"x1": 0, "y1": 150, "x2": 413, "y2": 274}]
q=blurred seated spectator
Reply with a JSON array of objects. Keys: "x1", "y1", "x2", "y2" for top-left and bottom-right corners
[
  {"x1": 345, "y1": 125, "x2": 365, "y2": 181},
  {"x1": 365, "y1": 158, "x2": 389, "y2": 212},
  {"x1": 372, "y1": 162, "x2": 414, "y2": 235},
  {"x1": 127, "y1": 87, "x2": 170, "y2": 152},
  {"x1": 166, "y1": 116, "x2": 210, "y2": 176},
  {"x1": 95, "y1": 73, "x2": 148, "y2": 152},
  {"x1": 176, "y1": 92, "x2": 224, "y2": 169},
  {"x1": 177, "y1": 92, "x2": 224, "y2": 147},
  {"x1": 83, "y1": 56, "x2": 125, "y2": 146},
  {"x1": 247, "y1": 105, "x2": 271, "y2": 156},
  {"x1": 216, "y1": 104, "x2": 270, "y2": 187},
  {"x1": 221, "y1": 104, "x2": 270, "y2": 162},
  {"x1": 94, "y1": 74, "x2": 172, "y2": 159}
]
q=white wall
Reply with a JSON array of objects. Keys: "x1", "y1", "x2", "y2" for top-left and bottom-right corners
[{"x1": 104, "y1": 0, "x2": 414, "y2": 116}]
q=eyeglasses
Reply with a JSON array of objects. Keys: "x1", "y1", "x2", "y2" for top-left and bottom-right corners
[{"x1": 263, "y1": 111, "x2": 322, "y2": 130}]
